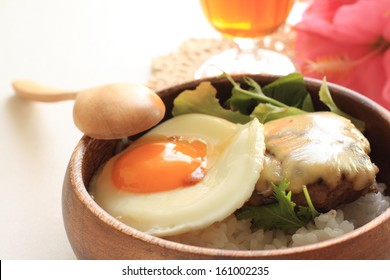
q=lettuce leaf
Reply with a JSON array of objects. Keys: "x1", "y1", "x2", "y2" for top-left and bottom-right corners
[
  {"x1": 250, "y1": 103, "x2": 305, "y2": 123},
  {"x1": 172, "y1": 81, "x2": 251, "y2": 124}
]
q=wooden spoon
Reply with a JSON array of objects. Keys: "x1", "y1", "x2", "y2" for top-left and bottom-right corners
[
  {"x1": 12, "y1": 80, "x2": 78, "y2": 102},
  {"x1": 12, "y1": 80, "x2": 166, "y2": 139}
]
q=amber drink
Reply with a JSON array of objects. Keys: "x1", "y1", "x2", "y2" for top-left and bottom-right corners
[{"x1": 200, "y1": 0, "x2": 295, "y2": 38}]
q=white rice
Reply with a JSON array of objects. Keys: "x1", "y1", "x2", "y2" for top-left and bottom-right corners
[{"x1": 166, "y1": 183, "x2": 390, "y2": 250}]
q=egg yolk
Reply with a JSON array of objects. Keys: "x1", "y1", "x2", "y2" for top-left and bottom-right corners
[{"x1": 112, "y1": 136, "x2": 207, "y2": 193}]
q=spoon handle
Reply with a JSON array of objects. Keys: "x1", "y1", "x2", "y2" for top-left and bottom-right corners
[{"x1": 12, "y1": 80, "x2": 78, "y2": 102}]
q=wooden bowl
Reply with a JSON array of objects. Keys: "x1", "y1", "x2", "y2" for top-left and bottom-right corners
[{"x1": 62, "y1": 75, "x2": 390, "y2": 259}]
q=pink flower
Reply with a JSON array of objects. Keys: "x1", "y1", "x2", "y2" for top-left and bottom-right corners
[{"x1": 295, "y1": 0, "x2": 390, "y2": 110}]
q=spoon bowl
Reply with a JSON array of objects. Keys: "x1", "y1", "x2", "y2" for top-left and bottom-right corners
[{"x1": 12, "y1": 80, "x2": 166, "y2": 139}]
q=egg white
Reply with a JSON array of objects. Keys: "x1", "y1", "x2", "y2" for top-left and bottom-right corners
[{"x1": 89, "y1": 113, "x2": 265, "y2": 237}]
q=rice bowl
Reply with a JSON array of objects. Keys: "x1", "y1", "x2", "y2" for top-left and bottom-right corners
[{"x1": 62, "y1": 74, "x2": 390, "y2": 259}]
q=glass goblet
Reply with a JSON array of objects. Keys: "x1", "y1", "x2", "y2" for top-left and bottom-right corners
[{"x1": 195, "y1": 0, "x2": 296, "y2": 78}]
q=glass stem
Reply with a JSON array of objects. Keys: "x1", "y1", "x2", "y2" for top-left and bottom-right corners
[{"x1": 233, "y1": 38, "x2": 261, "y2": 61}]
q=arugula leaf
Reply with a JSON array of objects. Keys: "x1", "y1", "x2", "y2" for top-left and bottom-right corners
[
  {"x1": 319, "y1": 77, "x2": 365, "y2": 132},
  {"x1": 302, "y1": 94, "x2": 315, "y2": 112},
  {"x1": 302, "y1": 185, "x2": 320, "y2": 217},
  {"x1": 223, "y1": 73, "x2": 314, "y2": 121},
  {"x1": 297, "y1": 186, "x2": 320, "y2": 224},
  {"x1": 172, "y1": 81, "x2": 251, "y2": 124},
  {"x1": 224, "y1": 74, "x2": 290, "y2": 114},
  {"x1": 236, "y1": 178, "x2": 319, "y2": 231},
  {"x1": 262, "y1": 73, "x2": 314, "y2": 111}
]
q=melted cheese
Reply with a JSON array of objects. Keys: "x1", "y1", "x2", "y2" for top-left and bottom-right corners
[{"x1": 255, "y1": 112, "x2": 378, "y2": 194}]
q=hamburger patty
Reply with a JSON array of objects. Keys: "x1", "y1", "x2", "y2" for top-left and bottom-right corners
[{"x1": 249, "y1": 112, "x2": 379, "y2": 212}]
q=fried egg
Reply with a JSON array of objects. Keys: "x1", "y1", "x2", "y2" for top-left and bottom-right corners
[{"x1": 89, "y1": 113, "x2": 265, "y2": 237}]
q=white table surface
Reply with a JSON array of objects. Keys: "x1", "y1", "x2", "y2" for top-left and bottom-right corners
[
  {"x1": 0, "y1": 0, "x2": 306, "y2": 260},
  {"x1": 0, "y1": 0, "x2": 219, "y2": 260}
]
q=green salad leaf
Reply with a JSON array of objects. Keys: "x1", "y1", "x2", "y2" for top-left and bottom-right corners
[
  {"x1": 172, "y1": 81, "x2": 251, "y2": 124},
  {"x1": 250, "y1": 102, "x2": 305, "y2": 123},
  {"x1": 319, "y1": 77, "x2": 365, "y2": 131},
  {"x1": 262, "y1": 73, "x2": 315, "y2": 112},
  {"x1": 236, "y1": 178, "x2": 319, "y2": 231},
  {"x1": 172, "y1": 73, "x2": 365, "y2": 132},
  {"x1": 223, "y1": 73, "x2": 313, "y2": 117}
]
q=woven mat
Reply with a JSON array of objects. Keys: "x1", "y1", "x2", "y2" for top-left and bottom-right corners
[{"x1": 146, "y1": 25, "x2": 297, "y2": 92}]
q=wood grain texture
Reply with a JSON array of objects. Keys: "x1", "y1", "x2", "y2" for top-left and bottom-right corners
[{"x1": 62, "y1": 75, "x2": 390, "y2": 259}]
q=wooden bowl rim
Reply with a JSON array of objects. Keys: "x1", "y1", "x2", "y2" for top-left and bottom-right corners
[{"x1": 68, "y1": 74, "x2": 390, "y2": 258}]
